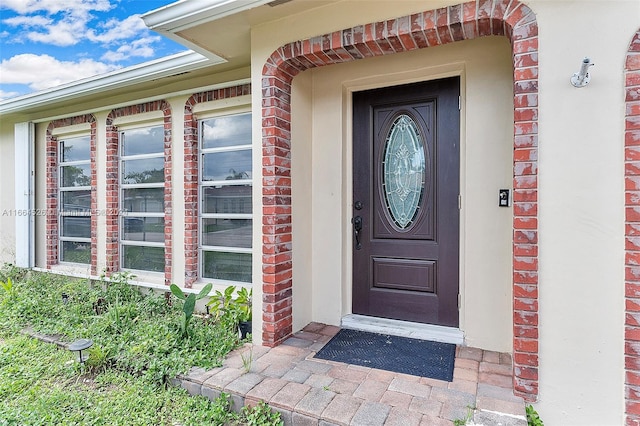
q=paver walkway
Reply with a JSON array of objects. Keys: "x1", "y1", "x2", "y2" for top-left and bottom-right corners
[{"x1": 174, "y1": 323, "x2": 527, "y2": 426}]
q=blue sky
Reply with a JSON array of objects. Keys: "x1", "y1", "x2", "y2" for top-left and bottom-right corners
[{"x1": 0, "y1": 0, "x2": 187, "y2": 100}]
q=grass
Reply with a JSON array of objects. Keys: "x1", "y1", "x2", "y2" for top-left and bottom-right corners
[{"x1": 0, "y1": 265, "x2": 282, "y2": 425}]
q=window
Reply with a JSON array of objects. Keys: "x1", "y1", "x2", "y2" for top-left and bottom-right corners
[
  {"x1": 200, "y1": 112, "x2": 252, "y2": 283},
  {"x1": 120, "y1": 126, "x2": 165, "y2": 272},
  {"x1": 59, "y1": 136, "x2": 91, "y2": 264}
]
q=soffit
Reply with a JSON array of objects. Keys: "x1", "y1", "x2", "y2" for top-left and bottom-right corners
[{"x1": 150, "y1": 1, "x2": 338, "y2": 67}]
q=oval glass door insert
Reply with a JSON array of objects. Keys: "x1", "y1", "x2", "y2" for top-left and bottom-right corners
[{"x1": 382, "y1": 114, "x2": 425, "y2": 229}]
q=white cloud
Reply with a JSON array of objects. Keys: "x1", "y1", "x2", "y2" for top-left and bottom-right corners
[
  {"x1": 0, "y1": 0, "x2": 112, "y2": 15},
  {"x1": 87, "y1": 14, "x2": 148, "y2": 43},
  {"x1": 0, "y1": 53, "x2": 120, "y2": 91},
  {"x1": 101, "y1": 36, "x2": 160, "y2": 62},
  {"x1": 3, "y1": 15, "x2": 52, "y2": 27},
  {"x1": 0, "y1": 89, "x2": 22, "y2": 101}
]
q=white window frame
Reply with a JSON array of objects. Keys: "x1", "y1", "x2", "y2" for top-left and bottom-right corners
[
  {"x1": 198, "y1": 109, "x2": 253, "y2": 285},
  {"x1": 119, "y1": 125, "x2": 165, "y2": 273},
  {"x1": 58, "y1": 135, "x2": 92, "y2": 265}
]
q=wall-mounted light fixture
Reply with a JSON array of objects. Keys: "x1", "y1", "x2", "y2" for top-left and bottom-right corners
[{"x1": 571, "y1": 57, "x2": 594, "y2": 88}]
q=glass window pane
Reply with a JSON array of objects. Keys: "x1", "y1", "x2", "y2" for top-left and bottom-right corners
[
  {"x1": 202, "y1": 150, "x2": 252, "y2": 182},
  {"x1": 122, "y1": 217, "x2": 164, "y2": 242},
  {"x1": 61, "y1": 164, "x2": 91, "y2": 187},
  {"x1": 122, "y1": 157, "x2": 164, "y2": 184},
  {"x1": 122, "y1": 126, "x2": 164, "y2": 156},
  {"x1": 202, "y1": 185, "x2": 252, "y2": 214},
  {"x1": 61, "y1": 190, "x2": 91, "y2": 212},
  {"x1": 202, "y1": 218, "x2": 252, "y2": 248},
  {"x1": 61, "y1": 241, "x2": 90, "y2": 264},
  {"x1": 202, "y1": 251, "x2": 251, "y2": 283},
  {"x1": 383, "y1": 114, "x2": 425, "y2": 229},
  {"x1": 122, "y1": 245, "x2": 164, "y2": 272},
  {"x1": 61, "y1": 216, "x2": 91, "y2": 238},
  {"x1": 61, "y1": 136, "x2": 91, "y2": 162},
  {"x1": 122, "y1": 188, "x2": 164, "y2": 213},
  {"x1": 201, "y1": 113, "x2": 251, "y2": 149}
]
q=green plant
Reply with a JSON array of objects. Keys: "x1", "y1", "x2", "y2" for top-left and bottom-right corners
[
  {"x1": 526, "y1": 404, "x2": 544, "y2": 426},
  {"x1": 0, "y1": 277, "x2": 16, "y2": 300},
  {"x1": 235, "y1": 287, "x2": 252, "y2": 322},
  {"x1": 170, "y1": 283, "x2": 212, "y2": 337},
  {"x1": 240, "y1": 346, "x2": 253, "y2": 373},
  {"x1": 241, "y1": 400, "x2": 283, "y2": 426},
  {"x1": 207, "y1": 285, "x2": 252, "y2": 323},
  {"x1": 208, "y1": 285, "x2": 237, "y2": 321},
  {"x1": 453, "y1": 405, "x2": 475, "y2": 426}
]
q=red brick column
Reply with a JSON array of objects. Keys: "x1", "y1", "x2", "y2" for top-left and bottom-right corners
[
  {"x1": 624, "y1": 28, "x2": 640, "y2": 426},
  {"x1": 45, "y1": 115, "x2": 97, "y2": 273},
  {"x1": 261, "y1": 0, "x2": 539, "y2": 401},
  {"x1": 183, "y1": 84, "x2": 252, "y2": 287},
  {"x1": 105, "y1": 101, "x2": 172, "y2": 283}
]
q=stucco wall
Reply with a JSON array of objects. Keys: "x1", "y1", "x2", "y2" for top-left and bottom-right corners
[
  {"x1": 0, "y1": 124, "x2": 16, "y2": 264},
  {"x1": 250, "y1": 0, "x2": 638, "y2": 423}
]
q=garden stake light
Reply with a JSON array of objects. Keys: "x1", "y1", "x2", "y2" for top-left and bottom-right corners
[{"x1": 68, "y1": 339, "x2": 93, "y2": 363}]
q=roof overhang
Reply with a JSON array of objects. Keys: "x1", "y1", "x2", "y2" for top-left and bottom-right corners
[
  {"x1": 0, "y1": 51, "x2": 215, "y2": 115},
  {"x1": 142, "y1": 0, "x2": 274, "y2": 34}
]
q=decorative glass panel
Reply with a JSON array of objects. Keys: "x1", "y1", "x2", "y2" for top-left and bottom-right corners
[
  {"x1": 202, "y1": 150, "x2": 252, "y2": 182},
  {"x1": 122, "y1": 158, "x2": 164, "y2": 184},
  {"x1": 61, "y1": 241, "x2": 90, "y2": 264},
  {"x1": 202, "y1": 218, "x2": 252, "y2": 248},
  {"x1": 202, "y1": 186, "x2": 252, "y2": 214},
  {"x1": 61, "y1": 164, "x2": 91, "y2": 187},
  {"x1": 60, "y1": 136, "x2": 90, "y2": 162},
  {"x1": 122, "y1": 245, "x2": 165, "y2": 272},
  {"x1": 122, "y1": 188, "x2": 164, "y2": 213},
  {"x1": 201, "y1": 114, "x2": 251, "y2": 149},
  {"x1": 382, "y1": 114, "x2": 425, "y2": 229},
  {"x1": 122, "y1": 217, "x2": 165, "y2": 242},
  {"x1": 121, "y1": 126, "x2": 164, "y2": 156},
  {"x1": 202, "y1": 251, "x2": 252, "y2": 282}
]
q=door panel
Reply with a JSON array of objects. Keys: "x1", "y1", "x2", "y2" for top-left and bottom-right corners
[{"x1": 352, "y1": 77, "x2": 460, "y2": 327}]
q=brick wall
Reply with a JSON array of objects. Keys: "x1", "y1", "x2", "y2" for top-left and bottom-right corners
[
  {"x1": 625, "y1": 28, "x2": 640, "y2": 426},
  {"x1": 260, "y1": 0, "x2": 539, "y2": 401},
  {"x1": 183, "y1": 84, "x2": 252, "y2": 287},
  {"x1": 45, "y1": 115, "x2": 97, "y2": 274},
  {"x1": 105, "y1": 100, "x2": 172, "y2": 284}
]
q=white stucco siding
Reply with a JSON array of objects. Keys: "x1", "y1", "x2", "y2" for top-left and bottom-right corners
[
  {"x1": 0, "y1": 124, "x2": 17, "y2": 264},
  {"x1": 533, "y1": 1, "x2": 636, "y2": 423}
]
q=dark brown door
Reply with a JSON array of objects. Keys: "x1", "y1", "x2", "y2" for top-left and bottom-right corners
[{"x1": 352, "y1": 77, "x2": 460, "y2": 327}]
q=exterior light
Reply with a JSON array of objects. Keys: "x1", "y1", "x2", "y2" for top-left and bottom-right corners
[
  {"x1": 68, "y1": 339, "x2": 93, "y2": 363},
  {"x1": 571, "y1": 57, "x2": 594, "y2": 88}
]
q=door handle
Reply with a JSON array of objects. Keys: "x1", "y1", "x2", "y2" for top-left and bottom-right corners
[{"x1": 352, "y1": 215, "x2": 363, "y2": 250}]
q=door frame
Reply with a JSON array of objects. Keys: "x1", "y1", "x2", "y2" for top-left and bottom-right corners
[
  {"x1": 342, "y1": 67, "x2": 467, "y2": 333},
  {"x1": 349, "y1": 77, "x2": 461, "y2": 328}
]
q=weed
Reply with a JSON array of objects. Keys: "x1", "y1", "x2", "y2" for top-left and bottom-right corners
[
  {"x1": 240, "y1": 346, "x2": 253, "y2": 373},
  {"x1": 526, "y1": 404, "x2": 544, "y2": 426},
  {"x1": 241, "y1": 400, "x2": 283, "y2": 425},
  {"x1": 0, "y1": 277, "x2": 16, "y2": 300},
  {"x1": 453, "y1": 405, "x2": 475, "y2": 426},
  {"x1": 170, "y1": 282, "x2": 212, "y2": 338}
]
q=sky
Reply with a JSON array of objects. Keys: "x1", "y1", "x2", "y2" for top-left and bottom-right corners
[{"x1": 0, "y1": 0, "x2": 187, "y2": 101}]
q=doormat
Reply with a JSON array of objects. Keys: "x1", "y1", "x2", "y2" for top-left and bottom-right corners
[{"x1": 314, "y1": 328, "x2": 456, "y2": 382}]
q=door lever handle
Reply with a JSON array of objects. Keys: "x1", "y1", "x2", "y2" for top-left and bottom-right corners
[{"x1": 352, "y1": 215, "x2": 363, "y2": 250}]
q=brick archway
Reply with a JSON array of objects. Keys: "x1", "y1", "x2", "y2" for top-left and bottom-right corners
[
  {"x1": 624, "y1": 27, "x2": 640, "y2": 426},
  {"x1": 261, "y1": 0, "x2": 539, "y2": 400}
]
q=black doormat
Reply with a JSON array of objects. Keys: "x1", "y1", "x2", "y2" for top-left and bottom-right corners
[{"x1": 314, "y1": 328, "x2": 456, "y2": 382}]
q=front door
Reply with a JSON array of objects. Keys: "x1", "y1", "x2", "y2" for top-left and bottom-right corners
[{"x1": 352, "y1": 77, "x2": 460, "y2": 327}]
